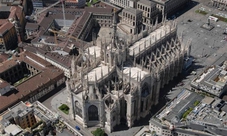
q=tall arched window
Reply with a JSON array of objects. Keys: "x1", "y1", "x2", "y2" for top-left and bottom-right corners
[
  {"x1": 141, "y1": 83, "x2": 150, "y2": 97},
  {"x1": 88, "y1": 105, "x2": 99, "y2": 121},
  {"x1": 75, "y1": 101, "x2": 82, "y2": 118}
]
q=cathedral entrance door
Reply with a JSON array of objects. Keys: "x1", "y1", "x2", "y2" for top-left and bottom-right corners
[{"x1": 120, "y1": 98, "x2": 127, "y2": 125}]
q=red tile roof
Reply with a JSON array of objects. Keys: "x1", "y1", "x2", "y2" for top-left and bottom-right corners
[
  {"x1": 0, "y1": 94, "x2": 19, "y2": 112},
  {"x1": 0, "y1": 53, "x2": 9, "y2": 63},
  {"x1": 9, "y1": 6, "x2": 23, "y2": 21},
  {"x1": 0, "y1": 78, "x2": 10, "y2": 89},
  {"x1": 0, "y1": 22, "x2": 14, "y2": 35}
]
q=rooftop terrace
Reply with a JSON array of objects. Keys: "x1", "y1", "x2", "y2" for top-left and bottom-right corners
[
  {"x1": 191, "y1": 64, "x2": 227, "y2": 96},
  {"x1": 129, "y1": 23, "x2": 174, "y2": 56}
]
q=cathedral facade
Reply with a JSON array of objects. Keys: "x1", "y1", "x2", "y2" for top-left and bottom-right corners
[{"x1": 66, "y1": 18, "x2": 189, "y2": 132}]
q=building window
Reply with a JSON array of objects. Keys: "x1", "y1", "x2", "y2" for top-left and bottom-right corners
[
  {"x1": 75, "y1": 101, "x2": 82, "y2": 118},
  {"x1": 88, "y1": 105, "x2": 99, "y2": 121},
  {"x1": 140, "y1": 100, "x2": 144, "y2": 112}
]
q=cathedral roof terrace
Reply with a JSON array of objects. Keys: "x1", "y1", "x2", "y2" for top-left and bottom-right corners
[
  {"x1": 129, "y1": 24, "x2": 172, "y2": 57},
  {"x1": 123, "y1": 67, "x2": 149, "y2": 81},
  {"x1": 85, "y1": 46, "x2": 101, "y2": 58},
  {"x1": 84, "y1": 64, "x2": 114, "y2": 82}
]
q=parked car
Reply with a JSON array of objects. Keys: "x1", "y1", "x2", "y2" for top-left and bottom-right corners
[{"x1": 75, "y1": 126, "x2": 80, "y2": 131}]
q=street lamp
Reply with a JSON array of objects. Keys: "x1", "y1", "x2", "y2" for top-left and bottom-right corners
[{"x1": 213, "y1": 39, "x2": 215, "y2": 48}]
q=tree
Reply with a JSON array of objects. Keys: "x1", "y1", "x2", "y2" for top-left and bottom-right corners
[{"x1": 92, "y1": 128, "x2": 105, "y2": 136}]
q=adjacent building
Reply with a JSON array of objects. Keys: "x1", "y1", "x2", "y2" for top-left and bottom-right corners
[
  {"x1": 149, "y1": 118, "x2": 213, "y2": 136},
  {"x1": 32, "y1": 0, "x2": 44, "y2": 9},
  {"x1": 87, "y1": 7, "x2": 115, "y2": 28},
  {"x1": 0, "y1": 22, "x2": 18, "y2": 52},
  {"x1": 0, "y1": 5, "x2": 26, "y2": 45},
  {"x1": 211, "y1": 0, "x2": 227, "y2": 10},
  {"x1": 0, "y1": 0, "x2": 27, "y2": 14},
  {"x1": 0, "y1": 78, "x2": 11, "y2": 96},
  {"x1": 36, "y1": 48, "x2": 72, "y2": 78},
  {"x1": 25, "y1": 23, "x2": 39, "y2": 39},
  {"x1": 119, "y1": 8, "x2": 143, "y2": 34},
  {"x1": 11, "y1": 6, "x2": 26, "y2": 34},
  {"x1": 110, "y1": 0, "x2": 159, "y2": 25},
  {"x1": 0, "y1": 51, "x2": 65, "y2": 113},
  {"x1": 151, "y1": 0, "x2": 189, "y2": 16},
  {"x1": 137, "y1": 0, "x2": 159, "y2": 25},
  {"x1": 157, "y1": 89, "x2": 203, "y2": 123},
  {"x1": 65, "y1": 0, "x2": 86, "y2": 8},
  {"x1": 110, "y1": 0, "x2": 188, "y2": 23},
  {"x1": 8, "y1": 6, "x2": 26, "y2": 42},
  {"x1": 110, "y1": 0, "x2": 139, "y2": 8},
  {"x1": 29, "y1": 4, "x2": 119, "y2": 46},
  {"x1": 191, "y1": 61, "x2": 227, "y2": 97},
  {"x1": 1, "y1": 101, "x2": 37, "y2": 129},
  {"x1": 148, "y1": 89, "x2": 227, "y2": 136},
  {"x1": 0, "y1": 101, "x2": 64, "y2": 136}
]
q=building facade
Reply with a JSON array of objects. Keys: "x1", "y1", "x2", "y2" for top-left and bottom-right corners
[
  {"x1": 0, "y1": 79, "x2": 11, "y2": 96},
  {"x1": 152, "y1": 0, "x2": 189, "y2": 16},
  {"x1": 25, "y1": 23, "x2": 39, "y2": 39},
  {"x1": 211, "y1": 0, "x2": 227, "y2": 10},
  {"x1": 110, "y1": 0, "x2": 139, "y2": 8},
  {"x1": 8, "y1": 6, "x2": 26, "y2": 42},
  {"x1": 32, "y1": 6, "x2": 117, "y2": 44},
  {"x1": 66, "y1": 19, "x2": 188, "y2": 132},
  {"x1": 0, "y1": 22, "x2": 18, "y2": 52},
  {"x1": 32, "y1": 0, "x2": 44, "y2": 8},
  {"x1": 0, "y1": 6, "x2": 26, "y2": 43},
  {"x1": 1, "y1": 101, "x2": 37, "y2": 129},
  {"x1": 119, "y1": 8, "x2": 143, "y2": 34},
  {"x1": 0, "y1": 51, "x2": 65, "y2": 113},
  {"x1": 149, "y1": 118, "x2": 213, "y2": 136},
  {"x1": 0, "y1": 100, "x2": 82, "y2": 136},
  {"x1": 0, "y1": 0, "x2": 27, "y2": 14},
  {"x1": 137, "y1": 0, "x2": 159, "y2": 25},
  {"x1": 149, "y1": 95, "x2": 227, "y2": 136},
  {"x1": 36, "y1": 50, "x2": 71, "y2": 78},
  {"x1": 92, "y1": 12, "x2": 113, "y2": 28},
  {"x1": 65, "y1": 0, "x2": 86, "y2": 8},
  {"x1": 92, "y1": 1, "x2": 121, "y2": 28}
]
